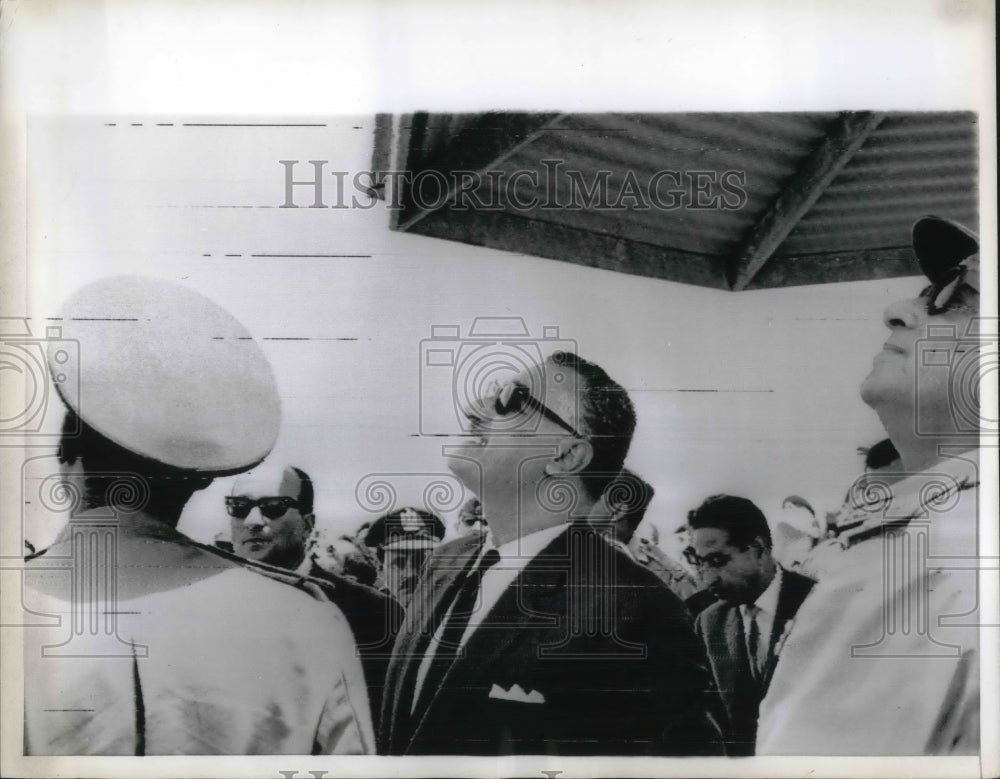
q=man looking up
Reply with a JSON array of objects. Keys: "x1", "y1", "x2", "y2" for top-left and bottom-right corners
[
  {"x1": 757, "y1": 216, "x2": 985, "y2": 755},
  {"x1": 380, "y1": 351, "x2": 724, "y2": 756}
]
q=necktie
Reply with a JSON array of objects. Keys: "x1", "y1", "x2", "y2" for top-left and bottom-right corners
[
  {"x1": 745, "y1": 605, "x2": 762, "y2": 680},
  {"x1": 414, "y1": 547, "x2": 501, "y2": 714}
]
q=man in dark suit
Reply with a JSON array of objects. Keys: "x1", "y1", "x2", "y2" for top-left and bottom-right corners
[
  {"x1": 686, "y1": 494, "x2": 815, "y2": 756},
  {"x1": 380, "y1": 351, "x2": 724, "y2": 756}
]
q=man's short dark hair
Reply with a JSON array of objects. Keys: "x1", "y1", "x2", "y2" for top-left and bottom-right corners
[
  {"x1": 603, "y1": 469, "x2": 655, "y2": 532},
  {"x1": 58, "y1": 410, "x2": 211, "y2": 513},
  {"x1": 550, "y1": 351, "x2": 636, "y2": 501},
  {"x1": 289, "y1": 466, "x2": 314, "y2": 514},
  {"x1": 687, "y1": 494, "x2": 772, "y2": 550}
]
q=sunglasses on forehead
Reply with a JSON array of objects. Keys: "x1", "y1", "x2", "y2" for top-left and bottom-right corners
[
  {"x1": 225, "y1": 496, "x2": 300, "y2": 520},
  {"x1": 923, "y1": 264, "x2": 975, "y2": 315},
  {"x1": 492, "y1": 382, "x2": 584, "y2": 438}
]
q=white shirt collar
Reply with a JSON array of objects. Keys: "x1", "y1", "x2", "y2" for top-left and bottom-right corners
[
  {"x1": 490, "y1": 522, "x2": 570, "y2": 564},
  {"x1": 743, "y1": 565, "x2": 782, "y2": 617}
]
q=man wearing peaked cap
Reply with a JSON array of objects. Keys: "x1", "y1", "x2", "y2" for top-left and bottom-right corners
[
  {"x1": 757, "y1": 216, "x2": 985, "y2": 755},
  {"x1": 22, "y1": 276, "x2": 374, "y2": 756},
  {"x1": 363, "y1": 507, "x2": 445, "y2": 604}
]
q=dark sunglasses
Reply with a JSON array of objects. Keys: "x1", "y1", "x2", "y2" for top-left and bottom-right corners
[
  {"x1": 683, "y1": 547, "x2": 733, "y2": 569},
  {"x1": 225, "y1": 496, "x2": 300, "y2": 521},
  {"x1": 492, "y1": 382, "x2": 584, "y2": 438},
  {"x1": 922, "y1": 265, "x2": 975, "y2": 315}
]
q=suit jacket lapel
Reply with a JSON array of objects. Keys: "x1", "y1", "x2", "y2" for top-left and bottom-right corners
[
  {"x1": 388, "y1": 537, "x2": 482, "y2": 750},
  {"x1": 405, "y1": 525, "x2": 576, "y2": 751},
  {"x1": 761, "y1": 569, "x2": 815, "y2": 688}
]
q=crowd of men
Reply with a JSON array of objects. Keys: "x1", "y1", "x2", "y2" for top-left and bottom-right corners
[{"x1": 21, "y1": 215, "x2": 984, "y2": 756}]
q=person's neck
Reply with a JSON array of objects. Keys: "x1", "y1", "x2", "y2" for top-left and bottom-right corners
[
  {"x1": 91, "y1": 500, "x2": 183, "y2": 528},
  {"x1": 876, "y1": 410, "x2": 977, "y2": 473},
  {"x1": 269, "y1": 548, "x2": 307, "y2": 572},
  {"x1": 485, "y1": 499, "x2": 590, "y2": 548},
  {"x1": 747, "y1": 558, "x2": 778, "y2": 603}
]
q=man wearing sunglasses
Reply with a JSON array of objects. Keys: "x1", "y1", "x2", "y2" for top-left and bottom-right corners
[
  {"x1": 380, "y1": 351, "x2": 724, "y2": 756},
  {"x1": 226, "y1": 465, "x2": 403, "y2": 727},
  {"x1": 686, "y1": 495, "x2": 815, "y2": 756},
  {"x1": 227, "y1": 466, "x2": 316, "y2": 569},
  {"x1": 757, "y1": 216, "x2": 985, "y2": 755}
]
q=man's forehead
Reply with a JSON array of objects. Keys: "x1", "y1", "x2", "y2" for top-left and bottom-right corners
[
  {"x1": 231, "y1": 465, "x2": 302, "y2": 498},
  {"x1": 691, "y1": 527, "x2": 728, "y2": 550}
]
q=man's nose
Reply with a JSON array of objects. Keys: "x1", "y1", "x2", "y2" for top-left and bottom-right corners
[
  {"x1": 243, "y1": 509, "x2": 267, "y2": 531},
  {"x1": 882, "y1": 297, "x2": 923, "y2": 330}
]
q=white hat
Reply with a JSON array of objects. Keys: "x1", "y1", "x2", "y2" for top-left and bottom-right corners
[{"x1": 49, "y1": 276, "x2": 280, "y2": 474}]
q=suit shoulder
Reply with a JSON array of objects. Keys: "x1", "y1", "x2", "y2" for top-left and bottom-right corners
[
  {"x1": 695, "y1": 598, "x2": 733, "y2": 628},
  {"x1": 428, "y1": 534, "x2": 480, "y2": 564},
  {"x1": 783, "y1": 568, "x2": 817, "y2": 592}
]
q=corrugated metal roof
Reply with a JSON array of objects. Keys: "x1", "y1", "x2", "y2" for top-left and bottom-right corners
[{"x1": 380, "y1": 111, "x2": 979, "y2": 290}]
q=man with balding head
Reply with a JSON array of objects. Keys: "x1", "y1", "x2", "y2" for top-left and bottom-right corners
[
  {"x1": 227, "y1": 464, "x2": 403, "y2": 724},
  {"x1": 228, "y1": 465, "x2": 316, "y2": 569},
  {"x1": 381, "y1": 351, "x2": 723, "y2": 756}
]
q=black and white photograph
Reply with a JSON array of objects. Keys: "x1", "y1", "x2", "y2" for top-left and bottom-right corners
[{"x1": 1, "y1": 2, "x2": 996, "y2": 778}]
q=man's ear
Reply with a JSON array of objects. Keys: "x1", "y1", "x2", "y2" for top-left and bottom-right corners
[
  {"x1": 749, "y1": 535, "x2": 769, "y2": 557},
  {"x1": 303, "y1": 512, "x2": 316, "y2": 533},
  {"x1": 544, "y1": 438, "x2": 594, "y2": 476}
]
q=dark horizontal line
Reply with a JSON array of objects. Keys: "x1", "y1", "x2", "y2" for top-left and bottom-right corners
[
  {"x1": 70, "y1": 317, "x2": 138, "y2": 322},
  {"x1": 181, "y1": 123, "x2": 327, "y2": 127},
  {"x1": 45, "y1": 709, "x2": 95, "y2": 712},
  {"x1": 249, "y1": 254, "x2": 372, "y2": 258},
  {"x1": 156, "y1": 123, "x2": 174, "y2": 126},
  {"x1": 262, "y1": 337, "x2": 358, "y2": 341}
]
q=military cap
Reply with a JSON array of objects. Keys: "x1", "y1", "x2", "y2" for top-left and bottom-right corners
[
  {"x1": 47, "y1": 275, "x2": 280, "y2": 474},
  {"x1": 912, "y1": 215, "x2": 980, "y2": 293},
  {"x1": 363, "y1": 507, "x2": 445, "y2": 551}
]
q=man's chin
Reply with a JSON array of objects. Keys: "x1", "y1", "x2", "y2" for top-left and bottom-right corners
[
  {"x1": 444, "y1": 454, "x2": 483, "y2": 494},
  {"x1": 239, "y1": 541, "x2": 272, "y2": 561}
]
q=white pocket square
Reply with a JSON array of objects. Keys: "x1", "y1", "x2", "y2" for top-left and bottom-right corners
[{"x1": 488, "y1": 683, "x2": 545, "y2": 704}]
